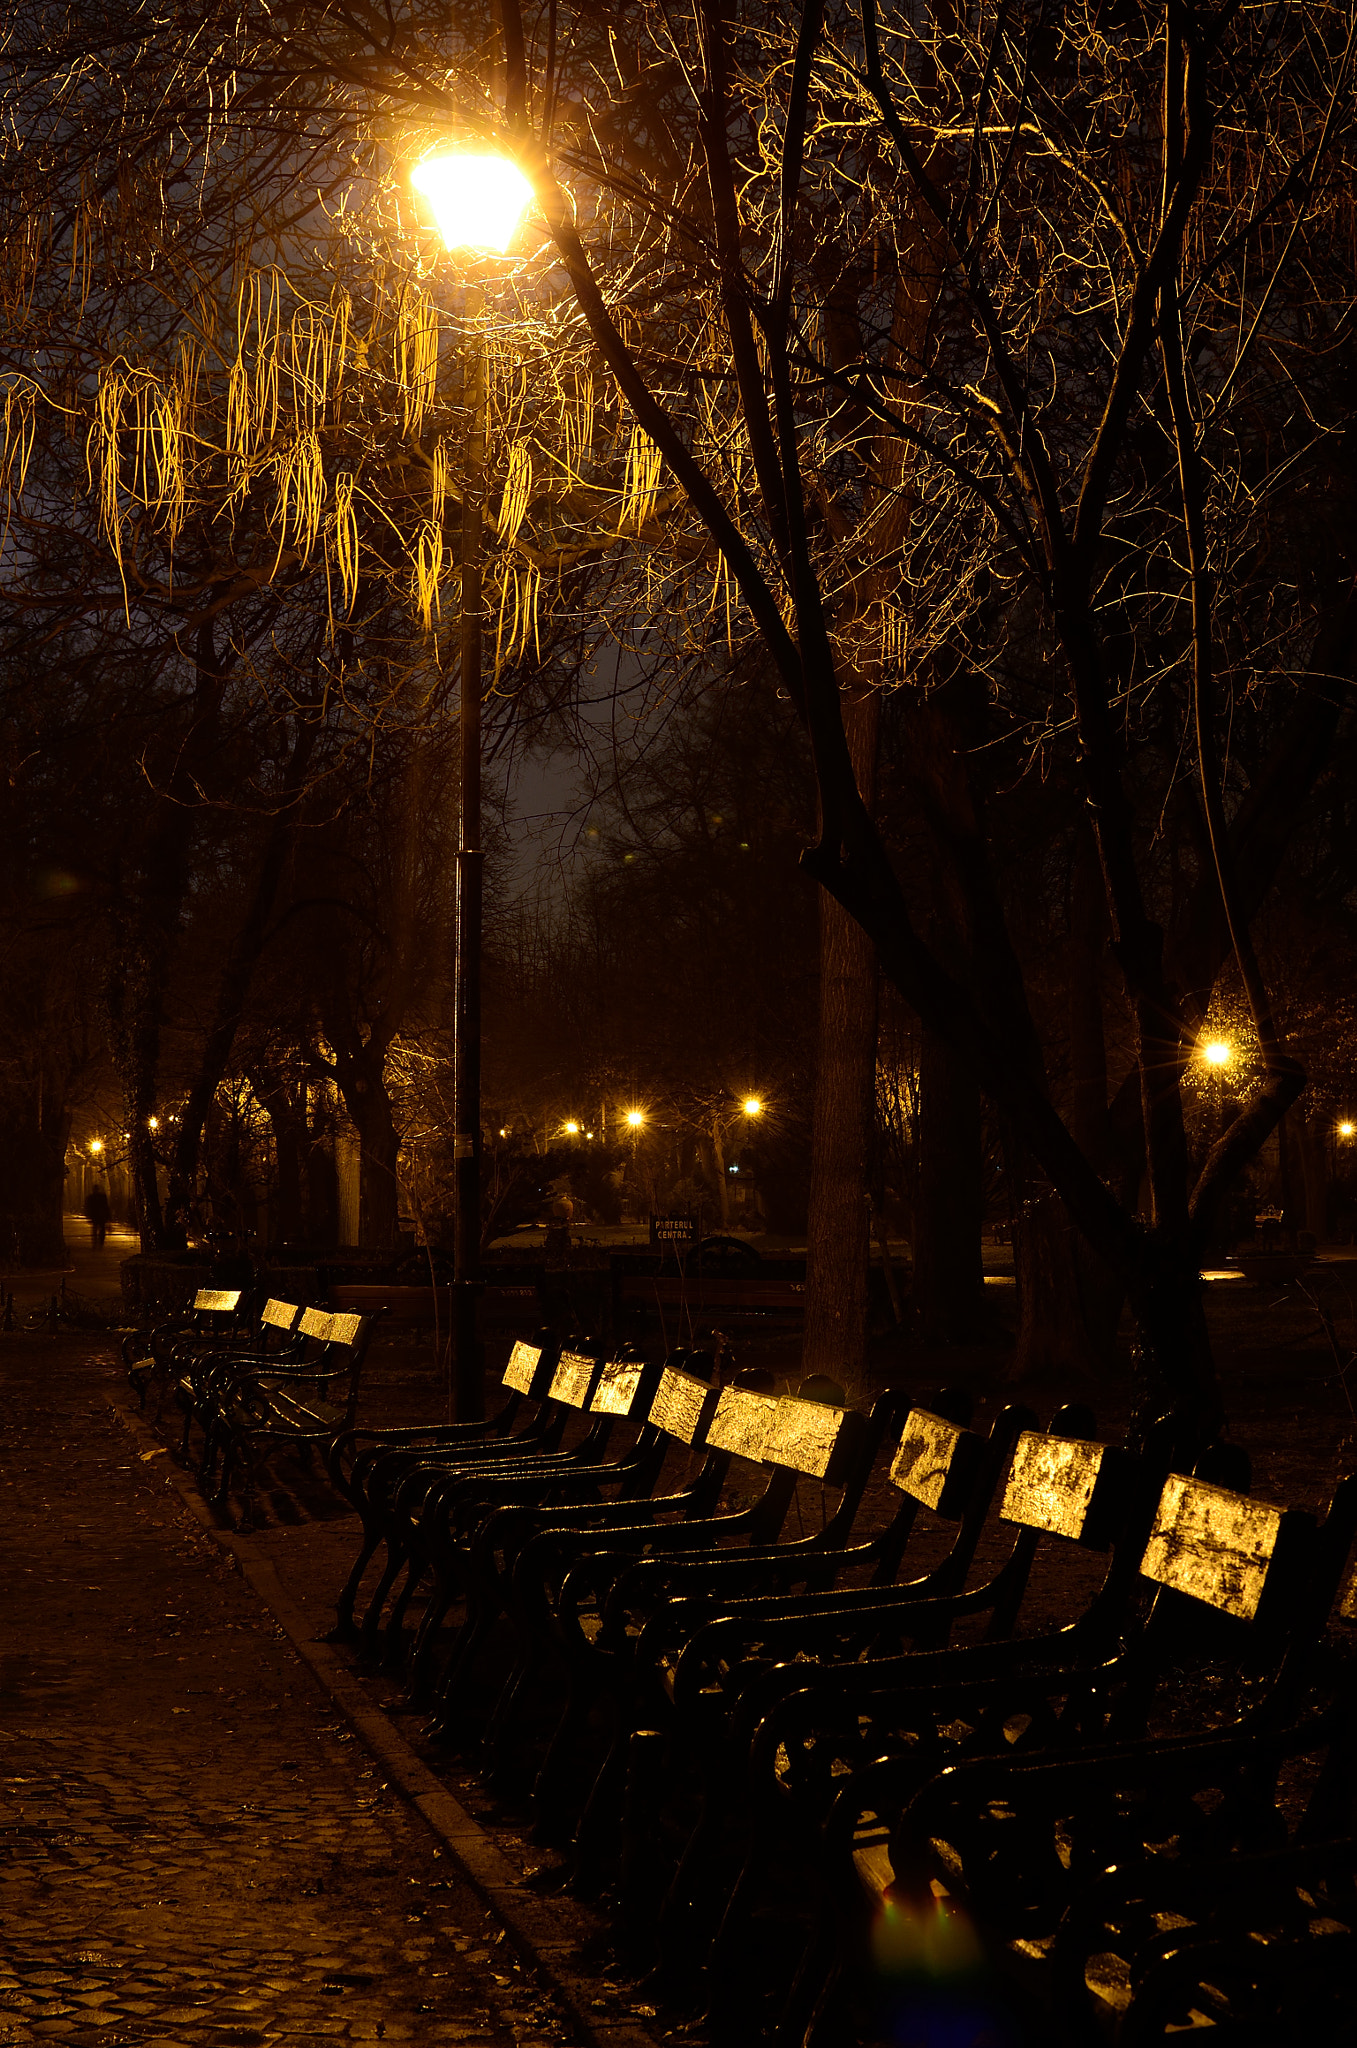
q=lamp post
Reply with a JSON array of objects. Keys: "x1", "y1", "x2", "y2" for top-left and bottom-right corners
[{"x1": 412, "y1": 150, "x2": 533, "y2": 1420}]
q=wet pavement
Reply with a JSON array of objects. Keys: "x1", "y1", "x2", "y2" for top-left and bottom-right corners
[{"x1": 0, "y1": 1333, "x2": 577, "y2": 2048}]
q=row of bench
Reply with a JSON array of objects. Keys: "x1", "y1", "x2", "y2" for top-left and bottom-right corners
[
  {"x1": 124, "y1": 1291, "x2": 377, "y2": 1524},
  {"x1": 136, "y1": 1297, "x2": 1357, "y2": 2041},
  {"x1": 321, "y1": 1337, "x2": 1357, "y2": 2043}
]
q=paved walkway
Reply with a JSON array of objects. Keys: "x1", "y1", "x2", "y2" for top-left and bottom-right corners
[{"x1": 0, "y1": 1333, "x2": 576, "y2": 2048}]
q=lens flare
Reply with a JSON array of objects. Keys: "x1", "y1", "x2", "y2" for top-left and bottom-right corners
[{"x1": 870, "y1": 1890, "x2": 1013, "y2": 2047}]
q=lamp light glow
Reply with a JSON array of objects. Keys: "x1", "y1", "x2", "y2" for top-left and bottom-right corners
[
  {"x1": 411, "y1": 153, "x2": 533, "y2": 253},
  {"x1": 89, "y1": 1138, "x2": 103, "y2": 1155},
  {"x1": 564, "y1": 1121, "x2": 579, "y2": 1136},
  {"x1": 743, "y1": 1097, "x2": 763, "y2": 1116},
  {"x1": 626, "y1": 1109, "x2": 645, "y2": 1128},
  {"x1": 1340, "y1": 1121, "x2": 1356, "y2": 1140},
  {"x1": 1201, "y1": 1040, "x2": 1232, "y2": 1068}
]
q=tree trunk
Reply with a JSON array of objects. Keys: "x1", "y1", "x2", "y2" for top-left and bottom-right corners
[
  {"x1": 912, "y1": 1023, "x2": 985, "y2": 1339},
  {"x1": 1299, "y1": 1111, "x2": 1328, "y2": 1241},
  {"x1": 105, "y1": 621, "x2": 233, "y2": 1251},
  {"x1": 163, "y1": 717, "x2": 315, "y2": 1243},
  {"x1": 253, "y1": 1074, "x2": 307, "y2": 1245},
  {"x1": 356, "y1": 1089, "x2": 402, "y2": 1251},
  {"x1": 1125, "y1": 1247, "x2": 1219, "y2": 1453},
  {"x1": 1011, "y1": 825, "x2": 1124, "y2": 1378},
  {"x1": 803, "y1": 690, "x2": 880, "y2": 1379}
]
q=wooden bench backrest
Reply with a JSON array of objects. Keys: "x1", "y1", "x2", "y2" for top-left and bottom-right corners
[
  {"x1": 193, "y1": 1288, "x2": 241, "y2": 1313},
  {"x1": 890, "y1": 1408, "x2": 985, "y2": 1519},
  {"x1": 261, "y1": 1298, "x2": 301, "y2": 1331},
  {"x1": 502, "y1": 1340, "x2": 538, "y2": 1393},
  {"x1": 647, "y1": 1365, "x2": 712, "y2": 1445},
  {"x1": 1139, "y1": 1474, "x2": 1296, "y2": 1622},
  {"x1": 547, "y1": 1348, "x2": 601, "y2": 1409},
  {"x1": 590, "y1": 1357, "x2": 651, "y2": 1418},
  {"x1": 298, "y1": 1306, "x2": 334, "y2": 1342},
  {"x1": 1000, "y1": 1431, "x2": 1132, "y2": 1550},
  {"x1": 704, "y1": 1386, "x2": 779, "y2": 1459},
  {"x1": 326, "y1": 1310, "x2": 363, "y2": 1348},
  {"x1": 764, "y1": 1395, "x2": 867, "y2": 1485}
]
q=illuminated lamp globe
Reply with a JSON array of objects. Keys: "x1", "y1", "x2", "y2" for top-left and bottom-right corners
[
  {"x1": 411, "y1": 153, "x2": 534, "y2": 253},
  {"x1": 89, "y1": 1138, "x2": 103, "y2": 1155},
  {"x1": 564, "y1": 1121, "x2": 579, "y2": 1136},
  {"x1": 1201, "y1": 1040, "x2": 1232, "y2": 1069},
  {"x1": 1340, "y1": 1121, "x2": 1356, "y2": 1140},
  {"x1": 743, "y1": 1097, "x2": 763, "y2": 1116},
  {"x1": 626, "y1": 1109, "x2": 645, "y2": 1129}
]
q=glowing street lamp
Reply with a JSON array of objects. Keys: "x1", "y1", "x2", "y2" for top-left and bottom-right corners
[
  {"x1": 1339, "y1": 1121, "x2": 1356, "y2": 1141},
  {"x1": 626, "y1": 1109, "x2": 645, "y2": 1129},
  {"x1": 564, "y1": 1121, "x2": 580, "y2": 1137},
  {"x1": 88, "y1": 1138, "x2": 103, "y2": 1156},
  {"x1": 411, "y1": 154, "x2": 534, "y2": 254},
  {"x1": 1201, "y1": 1040, "x2": 1232, "y2": 1069},
  {"x1": 409, "y1": 148, "x2": 533, "y2": 1423},
  {"x1": 743, "y1": 1097, "x2": 763, "y2": 1117}
]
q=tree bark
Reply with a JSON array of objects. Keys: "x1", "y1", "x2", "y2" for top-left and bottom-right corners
[
  {"x1": 912, "y1": 1021, "x2": 985, "y2": 1340},
  {"x1": 803, "y1": 689, "x2": 880, "y2": 1378},
  {"x1": 163, "y1": 716, "x2": 316, "y2": 1244},
  {"x1": 1011, "y1": 824, "x2": 1124, "y2": 1377},
  {"x1": 105, "y1": 621, "x2": 233, "y2": 1250}
]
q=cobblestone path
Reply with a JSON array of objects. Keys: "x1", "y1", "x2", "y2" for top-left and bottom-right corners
[{"x1": 0, "y1": 1337, "x2": 576, "y2": 2048}]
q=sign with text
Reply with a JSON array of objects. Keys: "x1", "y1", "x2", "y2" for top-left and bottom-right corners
[{"x1": 650, "y1": 1213, "x2": 697, "y2": 1248}]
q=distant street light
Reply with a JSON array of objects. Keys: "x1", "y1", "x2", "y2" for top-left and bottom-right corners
[
  {"x1": 743, "y1": 1097, "x2": 763, "y2": 1116},
  {"x1": 412, "y1": 148, "x2": 533, "y2": 1423},
  {"x1": 564, "y1": 1121, "x2": 580, "y2": 1137},
  {"x1": 626, "y1": 1109, "x2": 645, "y2": 1128},
  {"x1": 1201, "y1": 1040, "x2": 1232, "y2": 1068},
  {"x1": 88, "y1": 1138, "x2": 103, "y2": 1156},
  {"x1": 1339, "y1": 1121, "x2": 1356, "y2": 1140}
]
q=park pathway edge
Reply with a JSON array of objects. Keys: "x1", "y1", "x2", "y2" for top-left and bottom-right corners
[{"x1": 107, "y1": 1385, "x2": 660, "y2": 2048}]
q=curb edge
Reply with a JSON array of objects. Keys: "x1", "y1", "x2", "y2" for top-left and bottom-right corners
[{"x1": 107, "y1": 1388, "x2": 660, "y2": 2048}]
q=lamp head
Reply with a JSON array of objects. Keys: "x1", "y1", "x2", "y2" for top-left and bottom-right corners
[
  {"x1": 1201, "y1": 1040, "x2": 1231, "y2": 1069},
  {"x1": 626, "y1": 1109, "x2": 645, "y2": 1129},
  {"x1": 743, "y1": 1097, "x2": 763, "y2": 1117},
  {"x1": 411, "y1": 152, "x2": 533, "y2": 253}
]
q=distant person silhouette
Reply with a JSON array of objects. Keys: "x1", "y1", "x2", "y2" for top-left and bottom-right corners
[{"x1": 84, "y1": 1183, "x2": 111, "y2": 1250}]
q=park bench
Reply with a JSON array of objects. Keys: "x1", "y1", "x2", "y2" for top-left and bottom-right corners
[
  {"x1": 326, "y1": 1331, "x2": 566, "y2": 1635},
  {"x1": 339, "y1": 1341, "x2": 676, "y2": 1662},
  {"x1": 426, "y1": 1383, "x2": 902, "y2": 1843},
  {"x1": 203, "y1": 1308, "x2": 379, "y2": 1528},
  {"x1": 420, "y1": 1373, "x2": 871, "y2": 1763},
  {"x1": 674, "y1": 1455, "x2": 1352, "y2": 2042},
  {"x1": 124, "y1": 1287, "x2": 249, "y2": 1415},
  {"x1": 592, "y1": 1413, "x2": 1167, "y2": 1991},
  {"x1": 371, "y1": 1347, "x2": 679, "y2": 1675},
  {"x1": 541, "y1": 1404, "x2": 1111, "y2": 1911},
  {"x1": 800, "y1": 1466, "x2": 1357, "y2": 2047},
  {"x1": 375, "y1": 1353, "x2": 724, "y2": 1689},
  {"x1": 614, "y1": 1271, "x2": 807, "y2": 1336},
  {"x1": 330, "y1": 1279, "x2": 544, "y2": 1337},
  {"x1": 173, "y1": 1296, "x2": 305, "y2": 1457}
]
